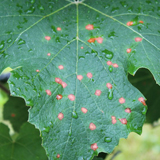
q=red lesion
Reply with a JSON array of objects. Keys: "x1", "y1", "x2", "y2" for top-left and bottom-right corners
[
  {"x1": 91, "y1": 143, "x2": 98, "y2": 151},
  {"x1": 11, "y1": 113, "x2": 16, "y2": 117},
  {"x1": 56, "y1": 94, "x2": 63, "y2": 100},
  {"x1": 126, "y1": 21, "x2": 133, "y2": 26},
  {"x1": 56, "y1": 154, "x2": 60, "y2": 158},
  {"x1": 119, "y1": 118, "x2": 127, "y2": 125}
]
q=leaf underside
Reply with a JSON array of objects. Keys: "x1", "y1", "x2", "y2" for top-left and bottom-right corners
[{"x1": 1, "y1": 0, "x2": 160, "y2": 159}]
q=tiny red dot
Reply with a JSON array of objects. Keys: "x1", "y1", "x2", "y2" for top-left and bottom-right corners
[
  {"x1": 111, "y1": 116, "x2": 117, "y2": 124},
  {"x1": 81, "y1": 107, "x2": 88, "y2": 114},
  {"x1": 95, "y1": 37, "x2": 103, "y2": 43},
  {"x1": 119, "y1": 118, "x2": 127, "y2": 124},
  {"x1": 61, "y1": 81, "x2": 67, "y2": 88},
  {"x1": 112, "y1": 63, "x2": 119, "y2": 68},
  {"x1": 139, "y1": 20, "x2": 144, "y2": 23},
  {"x1": 88, "y1": 38, "x2": 95, "y2": 43},
  {"x1": 106, "y1": 83, "x2": 112, "y2": 89},
  {"x1": 36, "y1": 69, "x2": 40, "y2": 72},
  {"x1": 91, "y1": 143, "x2": 98, "y2": 151},
  {"x1": 77, "y1": 75, "x2": 83, "y2": 81},
  {"x1": 56, "y1": 94, "x2": 63, "y2": 100},
  {"x1": 119, "y1": 97, "x2": 125, "y2": 104},
  {"x1": 126, "y1": 48, "x2": 132, "y2": 53},
  {"x1": 45, "y1": 90, "x2": 51, "y2": 96},
  {"x1": 47, "y1": 53, "x2": 51, "y2": 56},
  {"x1": 89, "y1": 123, "x2": 96, "y2": 130},
  {"x1": 11, "y1": 113, "x2": 16, "y2": 117},
  {"x1": 81, "y1": 46, "x2": 84, "y2": 49},
  {"x1": 55, "y1": 77, "x2": 62, "y2": 84},
  {"x1": 135, "y1": 37, "x2": 142, "y2": 42},
  {"x1": 125, "y1": 108, "x2": 131, "y2": 113},
  {"x1": 57, "y1": 27, "x2": 61, "y2": 31},
  {"x1": 95, "y1": 90, "x2": 102, "y2": 96},
  {"x1": 138, "y1": 97, "x2": 146, "y2": 106},
  {"x1": 107, "y1": 61, "x2": 112, "y2": 65},
  {"x1": 126, "y1": 21, "x2": 133, "y2": 26},
  {"x1": 68, "y1": 94, "x2": 75, "y2": 101},
  {"x1": 87, "y1": 72, "x2": 93, "y2": 78},
  {"x1": 58, "y1": 65, "x2": 64, "y2": 70}
]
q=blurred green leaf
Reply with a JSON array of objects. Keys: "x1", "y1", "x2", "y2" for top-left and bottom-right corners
[
  {"x1": 0, "y1": 122, "x2": 48, "y2": 160},
  {"x1": 3, "y1": 96, "x2": 28, "y2": 132}
]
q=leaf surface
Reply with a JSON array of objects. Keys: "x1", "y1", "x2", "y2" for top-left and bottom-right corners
[
  {"x1": 0, "y1": 0, "x2": 160, "y2": 159},
  {"x1": 0, "y1": 122, "x2": 48, "y2": 160}
]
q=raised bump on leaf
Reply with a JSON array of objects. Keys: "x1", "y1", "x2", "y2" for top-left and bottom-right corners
[
  {"x1": 57, "y1": 27, "x2": 61, "y2": 31},
  {"x1": 58, "y1": 65, "x2": 64, "y2": 70},
  {"x1": 45, "y1": 36, "x2": 51, "y2": 41},
  {"x1": 68, "y1": 94, "x2": 75, "y2": 101},
  {"x1": 81, "y1": 107, "x2": 88, "y2": 114},
  {"x1": 126, "y1": 21, "x2": 133, "y2": 26},
  {"x1": 119, "y1": 97, "x2": 125, "y2": 104},
  {"x1": 125, "y1": 108, "x2": 131, "y2": 113},
  {"x1": 138, "y1": 97, "x2": 146, "y2": 106},
  {"x1": 81, "y1": 46, "x2": 84, "y2": 49},
  {"x1": 111, "y1": 116, "x2": 117, "y2": 124},
  {"x1": 77, "y1": 75, "x2": 83, "y2": 81},
  {"x1": 87, "y1": 72, "x2": 93, "y2": 78},
  {"x1": 135, "y1": 37, "x2": 142, "y2": 42},
  {"x1": 139, "y1": 20, "x2": 144, "y2": 23},
  {"x1": 107, "y1": 61, "x2": 112, "y2": 65},
  {"x1": 55, "y1": 77, "x2": 62, "y2": 84},
  {"x1": 106, "y1": 83, "x2": 112, "y2": 89},
  {"x1": 61, "y1": 81, "x2": 67, "y2": 88},
  {"x1": 47, "y1": 53, "x2": 51, "y2": 56},
  {"x1": 56, "y1": 94, "x2": 63, "y2": 100},
  {"x1": 45, "y1": 90, "x2": 51, "y2": 96},
  {"x1": 88, "y1": 38, "x2": 95, "y2": 43},
  {"x1": 95, "y1": 37, "x2": 103, "y2": 43},
  {"x1": 58, "y1": 113, "x2": 64, "y2": 120},
  {"x1": 89, "y1": 123, "x2": 96, "y2": 130},
  {"x1": 36, "y1": 69, "x2": 40, "y2": 72},
  {"x1": 56, "y1": 154, "x2": 60, "y2": 158},
  {"x1": 126, "y1": 48, "x2": 132, "y2": 53},
  {"x1": 91, "y1": 143, "x2": 98, "y2": 151},
  {"x1": 85, "y1": 24, "x2": 94, "y2": 30},
  {"x1": 95, "y1": 90, "x2": 102, "y2": 96},
  {"x1": 119, "y1": 118, "x2": 127, "y2": 124},
  {"x1": 112, "y1": 63, "x2": 119, "y2": 68},
  {"x1": 11, "y1": 113, "x2": 16, "y2": 117}
]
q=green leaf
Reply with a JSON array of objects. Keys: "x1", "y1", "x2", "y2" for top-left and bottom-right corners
[
  {"x1": 0, "y1": 122, "x2": 48, "y2": 160},
  {"x1": 129, "y1": 68, "x2": 160, "y2": 123},
  {"x1": 3, "y1": 96, "x2": 29, "y2": 132},
  {"x1": 1, "y1": 0, "x2": 160, "y2": 159}
]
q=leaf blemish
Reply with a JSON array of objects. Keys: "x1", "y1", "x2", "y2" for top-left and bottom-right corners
[
  {"x1": 106, "y1": 83, "x2": 112, "y2": 89},
  {"x1": 77, "y1": 75, "x2": 83, "y2": 81},
  {"x1": 91, "y1": 143, "x2": 98, "y2": 151},
  {"x1": 56, "y1": 154, "x2": 60, "y2": 158},
  {"x1": 138, "y1": 97, "x2": 146, "y2": 106},
  {"x1": 81, "y1": 46, "x2": 84, "y2": 49},
  {"x1": 85, "y1": 24, "x2": 94, "y2": 30},
  {"x1": 119, "y1": 118, "x2": 127, "y2": 124},
  {"x1": 112, "y1": 63, "x2": 119, "y2": 68},
  {"x1": 87, "y1": 72, "x2": 93, "y2": 78},
  {"x1": 119, "y1": 97, "x2": 125, "y2": 104},
  {"x1": 57, "y1": 27, "x2": 61, "y2": 31},
  {"x1": 47, "y1": 53, "x2": 51, "y2": 56},
  {"x1": 107, "y1": 61, "x2": 112, "y2": 65},
  {"x1": 135, "y1": 37, "x2": 142, "y2": 42},
  {"x1": 95, "y1": 37, "x2": 103, "y2": 43},
  {"x1": 125, "y1": 108, "x2": 131, "y2": 113},
  {"x1": 58, "y1": 65, "x2": 64, "y2": 70},
  {"x1": 36, "y1": 69, "x2": 40, "y2": 72},
  {"x1": 81, "y1": 107, "x2": 88, "y2": 114},
  {"x1": 58, "y1": 113, "x2": 64, "y2": 120},
  {"x1": 45, "y1": 36, "x2": 51, "y2": 41},
  {"x1": 45, "y1": 90, "x2": 52, "y2": 96},
  {"x1": 55, "y1": 77, "x2": 62, "y2": 84},
  {"x1": 56, "y1": 94, "x2": 63, "y2": 100},
  {"x1": 95, "y1": 90, "x2": 102, "y2": 96},
  {"x1": 126, "y1": 21, "x2": 133, "y2": 26},
  {"x1": 68, "y1": 94, "x2": 75, "y2": 101},
  {"x1": 89, "y1": 123, "x2": 96, "y2": 130},
  {"x1": 111, "y1": 116, "x2": 117, "y2": 124},
  {"x1": 88, "y1": 38, "x2": 95, "y2": 43},
  {"x1": 126, "y1": 48, "x2": 132, "y2": 53},
  {"x1": 61, "y1": 81, "x2": 67, "y2": 88}
]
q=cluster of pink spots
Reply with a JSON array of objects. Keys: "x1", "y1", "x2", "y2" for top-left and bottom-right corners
[
  {"x1": 126, "y1": 21, "x2": 133, "y2": 26},
  {"x1": 106, "y1": 83, "x2": 112, "y2": 89},
  {"x1": 119, "y1": 118, "x2": 127, "y2": 125},
  {"x1": 106, "y1": 61, "x2": 119, "y2": 68},
  {"x1": 95, "y1": 90, "x2": 102, "y2": 96},
  {"x1": 87, "y1": 72, "x2": 93, "y2": 78},
  {"x1": 125, "y1": 108, "x2": 131, "y2": 113},
  {"x1": 126, "y1": 48, "x2": 132, "y2": 53},
  {"x1": 119, "y1": 97, "x2": 125, "y2": 104},
  {"x1": 81, "y1": 107, "x2": 88, "y2": 114},
  {"x1": 138, "y1": 97, "x2": 146, "y2": 106},
  {"x1": 77, "y1": 75, "x2": 83, "y2": 81},
  {"x1": 111, "y1": 116, "x2": 117, "y2": 124},
  {"x1": 58, "y1": 112, "x2": 64, "y2": 120},
  {"x1": 68, "y1": 94, "x2": 75, "y2": 101},
  {"x1": 45, "y1": 89, "x2": 52, "y2": 96},
  {"x1": 56, "y1": 154, "x2": 60, "y2": 158},
  {"x1": 89, "y1": 123, "x2": 96, "y2": 130},
  {"x1": 58, "y1": 65, "x2": 64, "y2": 70},
  {"x1": 88, "y1": 37, "x2": 103, "y2": 44},
  {"x1": 45, "y1": 36, "x2": 51, "y2": 41},
  {"x1": 91, "y1": 143, "x2": 98, "y2": 151},
  {"x1": 57, "y1": 27, "x2": 61, "y2": 31},
  {"x1": 55, "y1": 77, "x2": 67, "y2": 88},
  {"x1": 135, "y1": 37, "x2": 142, "y2": 42},
  {"x1": 85, "y1": 24, "x2": 103, "y2": 44}
]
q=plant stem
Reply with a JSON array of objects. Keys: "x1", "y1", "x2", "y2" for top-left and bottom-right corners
[{"x1": 0, "y1": 83, "x2": 10, "y2": 95}]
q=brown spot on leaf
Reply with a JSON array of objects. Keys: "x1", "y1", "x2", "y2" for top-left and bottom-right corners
[{"x1": 56, "y1": 94, "x2": 63, "y2": 100}]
